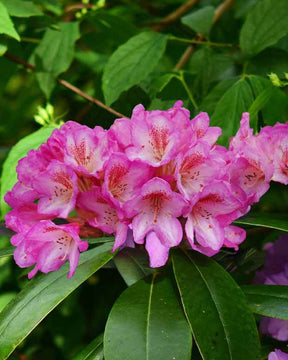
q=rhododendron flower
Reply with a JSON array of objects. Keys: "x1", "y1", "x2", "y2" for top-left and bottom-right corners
[
  {"x1": 33, "y1": 161, "x2": 79, "y2": 218},
  {"x1": 4, "y1": 101, "x2": 287, "y2": 277},
  {"x1": 16, "y1": 220, "x2": 88, "y2": 278},
  {"x1": 103, "y1": 153, "x2": 152, "y2": 206},
  {"x1": 126, "y1": 177, "x2": 187, "y2": 248},
  {"x1": 228, "y1": 113, "x2": 273, "y2": 203},
  {"x1": 77, "y1": 188, "x2": 129, "y2": 251},
  {"x1": 64, "y1": 124, "x2": 111, "y2": 176},
  {"x1": 125, "y1": 102, "x2": 192, "y2": 166},
  {"x1": 185, "y1": 181, "x2": 245, "y2": 255},
  {"x1": 176, "y1": 142, "x2": 226, "y2": 201},
  {"x1": 259, "y1": 122, "x2": 288, "y2": 185}
]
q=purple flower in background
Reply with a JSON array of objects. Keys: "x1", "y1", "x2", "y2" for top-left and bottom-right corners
[
  {"x1": 268, "y1": 349, "x2": 288, "y2": 360},
  {"x1": 256, "y1": 235, "x2": 288, "y2": 341}
]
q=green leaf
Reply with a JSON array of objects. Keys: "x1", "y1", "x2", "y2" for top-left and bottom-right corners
[
  {"x1": 242, "y1": 285, "x2": 288, "y2": 320},
  {"x1": 0, "y1": 292, "x2": 17, "y2": 313},
  {"x1": 172, "y1": 250, "x2": 260, "y2": 360},
  {"x1": 102, "y1": 32, "x2": 168, "y2": 106},
  {"x1": 33, "y1": 22, "x2": 80, "y2": 96},
  {"x1": 36, "y1": 71, "x2": 56, "y2": 99},
  {"x1": 148, "y1": 72, "x2": 177, "y2": 97},
  {"x1": 0, "y1": 2, "x2": 20, "y2": 41},
  {"x1": 247, "y1": 75, "x2": 288, "y2": 126},
  {"x1": 0, "y1": 243, "x2": 114, "y2": 360},
  {"x1": 181, "y1": 6, "x2": 215, "y2": 36},
  {"x1": 234, "y1": 213, "x2": 288, "y2": 232},
  {"x1": 74, "y1": 334, "x2": 104, "y2": 360},
  {"x1": 1, "y1": 0, "x2": 43, "y2": 17},
  {"x1": 0, "y1": 126, "x2": 55, "y2": 219},
  {"x1": 211, "y1": 79, "x2": 253, "y2": 146},
  {"x1": 88, "y1": 237, "x2": 115, "y2": 245},
  {"x1": 0, "y1": 247, "x2": 14, "y2": 259},
  {"x1": 36, "y1": 0, "x2": 62, "y2": 15},
  {"x1": 114, "y1": 248, "x2": 154, "y2": 286},
  {"x1": 199, "y1": 77, "x2": 239, "y2": 116},
  {"x1": 248, "y1": 86, "x2": 274, "y2": 130},
  {"x1": 189, "y1": 48, "x2": 235, "y2": 100},
  {"x1": 104, "y1": 273, "x2": 192, "y2": 360},
  {"x1": 240, "y1": 0, "x2": 288, "y2": 57}
]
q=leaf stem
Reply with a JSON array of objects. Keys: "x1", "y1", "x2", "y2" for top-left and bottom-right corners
[
  {"x1": 177, "y1": 72, "x2": 198, "y2": 109},
  {"x1": 169, "y1": 36, "x2": 232, "y2": 47}
]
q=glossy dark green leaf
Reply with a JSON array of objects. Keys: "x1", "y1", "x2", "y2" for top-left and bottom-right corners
[
  {"x1": 1, "y1": 0, "x2": 43, "y2": 17},
  {"x1": 182, "y1": 6, "x2": 215, "y2": 36},
  {"x1": 102, "y1": 32, "x2": 167, "y2": 105},
  {"x1": 114, "y1": 248, "x2": 154, "y2": 286},
  {"x1": 74, "y1": 334, "x2": 104, "y2": 360},
  {"x1": 234, "y1": 214, "x2": 288, "y2": 232},
  {"x1": 240, "y1": 0, "x2": 288, "y2": 57},
  {"x1": 242, "y1": 285, "x2": 288, "y2": 320},
  {"x1": 172, "y1": 250, "x2": 260, "y2": 360},
  {"x1": 0, "y1": 243, "x2": 114, "y2": 360},
  {"x1": 0, "y1": 126, "x2": 55, "y2": 218},
  {"x1": 104, "y1": 273, "x2": 192, "y2": 360},
  {"x1": 211, "y1": 79, "x2": 253, "y2": 146},
  {"x1": 0, "y1": 2, "x2": 20, "y2": 41}
]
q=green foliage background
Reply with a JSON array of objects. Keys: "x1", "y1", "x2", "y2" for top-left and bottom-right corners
[{"x1": 0, "y1": 0, "x2": 287, "y2": 359}]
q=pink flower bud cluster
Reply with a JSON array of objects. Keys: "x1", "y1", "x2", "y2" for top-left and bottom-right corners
[{"x1": 4, "y1": 101, "x2": 288, "y2": 278}]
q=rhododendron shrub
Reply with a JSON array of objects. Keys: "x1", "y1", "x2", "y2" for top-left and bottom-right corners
[
  {"x1": 1, "y1": 1, "x2": 288, "y2": 358},
  {"x1": 4, "y1": 102, "x2": 288, "y2": 278}
]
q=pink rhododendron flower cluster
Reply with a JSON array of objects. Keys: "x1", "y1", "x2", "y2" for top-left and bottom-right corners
[{"x1": 4, "y1": 101, "x2": 288, "y2": 278}]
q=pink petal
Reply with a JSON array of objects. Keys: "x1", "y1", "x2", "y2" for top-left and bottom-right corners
[
  {"x1": 145, "y1": 232, "x2": 170, "y2": 267},
  {"x1": 223, "y1": 225, "x2": 246, "y2": 250}
]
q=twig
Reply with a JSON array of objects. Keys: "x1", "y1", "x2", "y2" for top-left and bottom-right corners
[
  {"x1": 4, "y1": 52, "x2": 34, "y2": 71},
  {"x1": 174, "y1": 45, "x2": 195, "y2": 72},
  {"x1": 153, "y1": 0, "x2": 199, "y2": 32},
  {"x1": 4, "y1": 52, "x2": 125, "y2": 119},
  {"x1": 64, "y1": 3, "x2": 93, "y2": 13},
  {"x1": 173, "y1": 0, "x2": 234, "y2": 71},
  {"x1": 213, "y1": 0, "x2": 234, "y2": 23}
]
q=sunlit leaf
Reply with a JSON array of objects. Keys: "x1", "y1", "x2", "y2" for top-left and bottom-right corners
[
  {"x1": 240, "y1": 0, "x2": 288, "y2": 57},
  {"x1": 102, "y1": 32, "x2": 167, "y2": 106},
  {"x1": 0, "y1": 2, "x2": 20, "y2": 41},
  {"x1": 0, "y1": 126, "x2": 55, "y2": 219}
]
